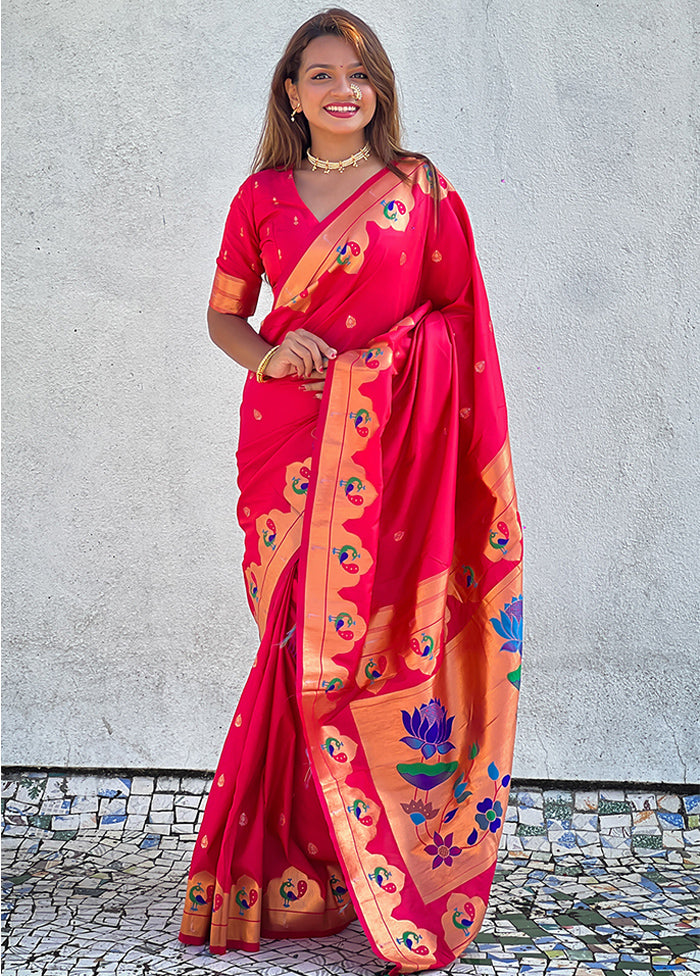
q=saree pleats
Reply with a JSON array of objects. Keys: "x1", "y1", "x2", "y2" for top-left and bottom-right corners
[
  {"x1": 179, "y1": 559, "x2": 355, "y2": 950},
  {"x1": 179, "y1": 160, "x2": 521, "y2": 972}
]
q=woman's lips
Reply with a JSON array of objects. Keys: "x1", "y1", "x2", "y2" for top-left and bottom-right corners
[{"x1": 323, "y1": 104, "x2": 359, "y2": 118}]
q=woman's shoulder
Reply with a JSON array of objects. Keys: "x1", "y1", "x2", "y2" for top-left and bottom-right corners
[
  {"x1": 394, "y1": 155, "x2": 457, "y2": 199},
  {"x1": 231, "y1": 168, "x2": 288, "y2": 203}
]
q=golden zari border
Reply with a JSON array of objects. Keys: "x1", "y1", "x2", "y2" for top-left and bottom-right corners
[{"x1": 209, "y1": 267, "x2": 261, "y2": 318}]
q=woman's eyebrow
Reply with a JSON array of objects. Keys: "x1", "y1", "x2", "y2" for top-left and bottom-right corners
[{"x1": 305, "y1": 61, "x2": 363, "y2": 72}]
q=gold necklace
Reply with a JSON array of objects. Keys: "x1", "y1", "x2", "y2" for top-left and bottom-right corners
[{"x1": 306, "y1": 143, "x2": 371, "y2": 174}]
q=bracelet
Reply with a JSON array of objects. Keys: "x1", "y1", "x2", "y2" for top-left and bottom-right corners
[{"x1": 255, "y1": 345, "x2": 280, "y2": 383}]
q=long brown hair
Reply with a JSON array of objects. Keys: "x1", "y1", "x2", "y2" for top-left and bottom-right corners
[{"x1": 251, "y1": 8, "x2": 439, "y2": 199}]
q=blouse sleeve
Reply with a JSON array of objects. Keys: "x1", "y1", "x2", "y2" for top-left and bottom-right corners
[{"x1": 209, "y1": 177, "x2": 264, "y2": 319}]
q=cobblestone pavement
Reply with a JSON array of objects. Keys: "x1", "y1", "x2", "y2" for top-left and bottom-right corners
[{"x1": 2, "y1": 773, "x2": 699, "y2": 975}]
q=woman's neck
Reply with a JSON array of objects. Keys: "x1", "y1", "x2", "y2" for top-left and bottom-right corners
[{"x1": 306, "y1": 133, "x2": 368, "y2": 164}]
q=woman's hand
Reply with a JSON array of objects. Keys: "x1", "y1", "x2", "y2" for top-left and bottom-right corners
[{"x1": 264, "y1": 329, "x2": 337, "y2": 381}]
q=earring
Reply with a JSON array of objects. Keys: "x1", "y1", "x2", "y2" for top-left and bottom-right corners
[{"x1": 291, "y1": 104, "x2": 300, "y2": 122}]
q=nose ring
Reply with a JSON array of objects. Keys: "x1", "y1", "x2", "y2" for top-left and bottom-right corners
[{"x1": 350, "y1": 83, "x2": 362, "y2": 102}]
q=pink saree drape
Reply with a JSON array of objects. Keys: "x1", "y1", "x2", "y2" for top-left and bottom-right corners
[{"x1": 179, "y1": 160, "x2": 522, "y2": 972}]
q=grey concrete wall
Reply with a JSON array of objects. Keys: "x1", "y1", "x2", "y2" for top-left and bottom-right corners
[{"x1": 2, "y1": 0, "x2": 698, "y2": 782}]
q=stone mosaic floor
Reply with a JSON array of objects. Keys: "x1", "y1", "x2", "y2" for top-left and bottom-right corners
[{"x1": 2, "y1": 772, "x2": 700, "y2": 975}]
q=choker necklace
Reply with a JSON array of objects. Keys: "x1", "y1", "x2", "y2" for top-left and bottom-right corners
[{"x1": 306, "y1": 143, "x2": 371, "y2": 174}]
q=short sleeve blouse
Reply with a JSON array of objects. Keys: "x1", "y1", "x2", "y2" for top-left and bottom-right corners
[{"x1": 209, "y1": 176, "x2": 264, "y2": 319}]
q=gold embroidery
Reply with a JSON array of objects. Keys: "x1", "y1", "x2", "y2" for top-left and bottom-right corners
[
  {"x1": 400, "y1": 251, "x2": 407, "y2": 265},
  {"x1": 432, "y1": 249, "x2": 443, "y2": 263},
  {"x1": 475, "y1": 361, "x2": 485, "y2": 372},
  {"x1": 234, "y1": 714, "x2": 242, "y2": 727},
  {"x1": 217, "y1": 774, "x2": 225, "y2": 787},
  {"x1": 346, "y1": 315, "x2": 356, "y2": 328}
]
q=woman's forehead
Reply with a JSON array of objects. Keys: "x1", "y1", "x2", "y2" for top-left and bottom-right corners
[{"x1": 300, "y1": 35, "x2": 361, "y2": 70}]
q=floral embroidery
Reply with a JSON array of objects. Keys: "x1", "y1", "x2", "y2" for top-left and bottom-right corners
[
  {"x1": 239, "y1": 812, "x2": 248, "y2": 827},
  {"x1": 467, "y1": 763, "x2": 511, "y2": 846},
  {"x1": 424, "y1": 831, "x2": 463, "y2": 869},
  {"x1": 475, "y1": 797, "x2": 503, "y2": 832},
  {"x1": 490, "y1": 594, "x2": 523, "y2": 689},
  {"x1": 217, "y1": 774, "x2": 225, "y2": 787},
  {"x1": 401, "y1": 798, "x2": 439, "y2": 825},
  {"x1": 345, "y1": 314, "x2": 356, "y2": 328},
  {"x1": 400, "y1": 699, "x2": 455, "y2": 759}
]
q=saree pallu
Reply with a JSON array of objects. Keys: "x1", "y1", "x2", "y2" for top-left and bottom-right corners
[{"x1": 179, "y1": 161, "x2": 522, "y2": 973}]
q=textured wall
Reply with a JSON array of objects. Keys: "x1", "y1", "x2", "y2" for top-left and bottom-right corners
[{"x1": 2, "y1": 0, "x2": 698, "y2": 781}]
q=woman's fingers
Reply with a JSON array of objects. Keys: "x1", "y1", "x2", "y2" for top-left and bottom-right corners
[
  {"x1": 288, "y1": 330, "x2": 337, "y2": 376},
  {"x1": 265, "y1": 330, "x2": 338, "y2": 380}
]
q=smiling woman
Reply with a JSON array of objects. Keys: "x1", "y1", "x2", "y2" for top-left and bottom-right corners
[{"x1": 178, "y1": 8, "x2": 522, "y2": 974}]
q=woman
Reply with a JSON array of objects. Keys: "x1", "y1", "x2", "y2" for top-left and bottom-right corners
[{"x1": 178, "y1": 9, "x2": 522, "y2": 973}]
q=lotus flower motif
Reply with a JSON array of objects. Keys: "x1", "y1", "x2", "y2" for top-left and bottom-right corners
[
  {"x1": 400, "y1": 699, "x2": 455, "y2": 760},
  {"x1": 400, "y1": 798, "x2": 439, "y2": 825},
  {"x1": 490, "y1": 595, "x2": 523, "y2": 655}
]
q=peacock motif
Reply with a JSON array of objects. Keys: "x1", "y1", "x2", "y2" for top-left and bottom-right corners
[
  {"x1": 381, "y1": 198, "x2": 407, "y2": 221},
  {"x1": 348, "y1": 409, "x2": 371, "y2": 437},
  {"x1": 368, "y1": 866, "x2": 397, "y2": 893},
  {"x1": 339, "y1": 476, "x2": 365, "y2": 505},
  {"x1": 262, "y1": 518, "x2": 277, "y2": 550},
  {"x1": 331, "y1": 545, "x2": 360, "y2": 574},
  {"x1": 488, "y1": 520, "x2": 509, "y2": 556},
  {"x1": 279, "y1": 877, "x2": 308, "y2": 908},
  {"x1": 234, "y1": 885, "x2": 259, "y2": 917},
  {"x1": 452, "y1": 901, "x2": 476, "y2": 932},
  {"x1": 329, "y1": 873, "x2": 348, "y2": 903},
  {"x1": 396, "y1": 930, "x2": 429, "y2": 955},
  {"x1": 188, "y1": 881, "x2": 214, "y2": 912},
  {"x1": 292, "y1": 465, "x2": 312, "y2": 495}
]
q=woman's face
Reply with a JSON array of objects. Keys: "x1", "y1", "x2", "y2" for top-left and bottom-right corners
[{"x1": 286, "y1": 35, "x2": 377, "y2": 145}]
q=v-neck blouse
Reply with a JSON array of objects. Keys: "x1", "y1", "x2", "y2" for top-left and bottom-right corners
[{"x1": 212, "y1": 167, "x2": 390, "y2": 314}]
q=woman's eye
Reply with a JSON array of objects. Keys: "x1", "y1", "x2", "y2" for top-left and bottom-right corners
[
  {"x1": 311, "y1": 72, "x2": 330, "y2": 80},
  {"x1": 351, "y1": 72, "x2": 368, "y2": 79}
]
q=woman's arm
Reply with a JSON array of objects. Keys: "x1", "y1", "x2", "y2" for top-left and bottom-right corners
[{"x1": 207, "y1": 307, "x2": 336, "y2": 382}]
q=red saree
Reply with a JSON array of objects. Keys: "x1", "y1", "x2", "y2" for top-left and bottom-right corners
[{"x1": 179, "y1": 160, "x2": 522, "y2": 973}]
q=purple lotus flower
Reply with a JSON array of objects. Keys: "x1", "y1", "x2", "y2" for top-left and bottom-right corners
[
  {"x1": 490, "y1": 595, "x2": 523, "y2": 654},
  {"x1": 400, "y1": 699, "x2": 455, "y2": 760},
  {"x1": 424, "y1": 831, "x2": 463, "y2": 869},
  {"x1": 475, "y1": 797, "x2": 503, "y2": 832}
]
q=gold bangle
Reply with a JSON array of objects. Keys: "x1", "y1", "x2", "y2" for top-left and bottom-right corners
[{"x1": 255, "y1": 345, "x2": 280, "y2": 383}]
